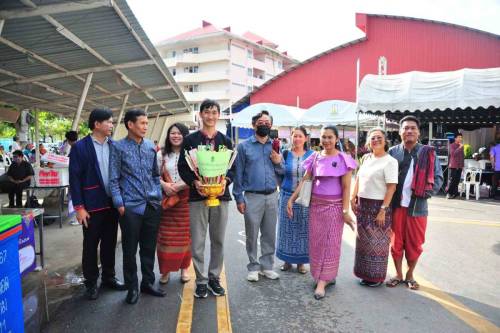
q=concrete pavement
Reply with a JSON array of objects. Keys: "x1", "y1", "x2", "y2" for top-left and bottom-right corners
[{"x1": 42, "y1": 195, "x2": 500, "y2": 333}]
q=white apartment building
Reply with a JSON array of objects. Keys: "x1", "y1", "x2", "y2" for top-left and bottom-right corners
[{"x1": 155, "y1": 21, "x2": 298, "y2": 131}]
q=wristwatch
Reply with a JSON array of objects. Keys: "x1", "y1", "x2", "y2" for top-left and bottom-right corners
[
  {"x1": 342, "y1": 209, "x2": 349, "y2": 214},
  {"x1": 380, "y1": 205, "x2": 387, "y2": 211}
]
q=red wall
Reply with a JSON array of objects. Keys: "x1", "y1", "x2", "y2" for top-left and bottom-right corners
[{"x1": 250, "y1": 15, "x2": 500, "y2": 108}]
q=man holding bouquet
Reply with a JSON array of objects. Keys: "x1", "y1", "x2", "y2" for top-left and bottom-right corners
[{"x1": 178, "y1": 99, "x2": 235, "y2": 298}]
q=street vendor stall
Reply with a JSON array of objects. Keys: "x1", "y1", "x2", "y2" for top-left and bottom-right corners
[{"x1": 357, "y1": 67, "x2": 500, "y2": 197}]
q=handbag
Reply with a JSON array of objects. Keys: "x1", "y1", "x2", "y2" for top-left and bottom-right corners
[
  {"x1": 160, "y1": 157, "x2": 180, "y2": 209},
  {"x1": 295, "y1": 152, "x2": 318, "y2": 207}
]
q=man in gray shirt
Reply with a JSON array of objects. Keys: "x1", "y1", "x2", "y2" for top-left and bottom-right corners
[{"x1": 233, "y1": 110, "x2": 284, "y2": 282}]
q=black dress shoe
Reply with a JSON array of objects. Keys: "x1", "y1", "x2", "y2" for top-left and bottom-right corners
[
  {"x1": 101, "y1": 277, "x2": 127, "y2": 291},
  {"x1": 126, "y1": 289, "x2": 139, "y2": 304},
  {"x1": 85, "y1": 285, "x2": 99, "y2": 300},
  {"x1": 140, "y1": 284, "x2": 166, "y2": 297}
]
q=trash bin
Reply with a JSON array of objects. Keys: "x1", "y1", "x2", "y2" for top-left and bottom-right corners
[{"x1": 0, "y1": 215, "x2": 24, "y2": 333}]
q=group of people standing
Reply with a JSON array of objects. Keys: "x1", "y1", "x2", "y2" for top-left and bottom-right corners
[
  {"x1": 68, "y1": 98, "x2": 442, "y2": 305},
  {"x1": 278, "y1": 116, "x2": 442, "y2": 299}
]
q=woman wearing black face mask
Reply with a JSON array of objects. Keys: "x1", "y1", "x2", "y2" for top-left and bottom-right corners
[{"x1": 232, "y1": 110, "x2": 285, "y2": 282}]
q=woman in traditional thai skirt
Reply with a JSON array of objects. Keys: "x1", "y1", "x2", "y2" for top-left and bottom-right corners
[
  {"x1": 351, "y1": 128, "x2": 398, "y2": 287},
  {"x1": 157, "y1": 123, "x2": 191, "y2": 284},
  {"x1": 287, "y1": 125, "x2": 356, "y2": 300},
  {"x1": 277, "y1": 126, "x2": 314, "y2": 273}
]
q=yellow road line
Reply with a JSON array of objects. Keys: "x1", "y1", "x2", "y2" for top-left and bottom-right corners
[
  {"x1": 416, "y1": 277, "x2": 500, "y2": 333},
  {"x1": 176, "y1": 264, "x2": 195, "y2": 333},
  {"x1": 216, "y1": 265, "x2": 233, "y2": 333},
  {"x1": 342, "y1": 226, "x2": 500, "y2": 333},
  {"x1": 429, "y1": 218, "x2": 500, "y2": 228}
]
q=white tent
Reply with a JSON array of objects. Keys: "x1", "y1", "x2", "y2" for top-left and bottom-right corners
[
  {"x1": 358, "y1": 67, "x2": 500, "y2": 113},
  {"x1": 231, "y1": 103, "x2": 306, "y2": 128},
  {"x1": 303, "y1": 100, "x2": 378, "y2": 126}
]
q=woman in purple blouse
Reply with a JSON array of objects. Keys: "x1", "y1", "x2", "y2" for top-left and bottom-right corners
[{"x1": 287, "y1": 125, "x2": 356, "y2": 300}]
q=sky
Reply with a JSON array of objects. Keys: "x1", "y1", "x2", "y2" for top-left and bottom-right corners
[{"x1": 127, "y1": 0, "x2": 500, "y2": 61}]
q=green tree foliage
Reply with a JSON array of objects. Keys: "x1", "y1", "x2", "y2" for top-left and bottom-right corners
[
  {"x1": 1, "y1": 111, "x2": 91, "y2": 142},
  {"x1": 0, "y1": 122, "x2": 16, "y2": 138}
]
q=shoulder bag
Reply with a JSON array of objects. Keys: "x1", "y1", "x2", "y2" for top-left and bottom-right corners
[
  {"x1": 295, "y1": 152, "x2": 318, "y2": 207},
  {"x1": 161, "y1": 156, "x2": 180, "y2": 209}
]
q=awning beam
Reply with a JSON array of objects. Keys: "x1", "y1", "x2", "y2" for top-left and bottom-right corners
[
  {"x1": 0, "y1": 59, "x2": 155, "y2": 87},
  {"x1": 0, "y1": 0, "x2": 112, "y2": 19}
]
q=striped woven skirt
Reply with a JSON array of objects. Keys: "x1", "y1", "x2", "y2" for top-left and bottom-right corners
[
  {"x1": 309, "y1": 194, "x2": 344, "y2": 282},
  {"x1": 157, "y1": 189, "x2": 191, "y2": 274},
  {"x1": 276, "y1": 190, "x2": 309, "y2": 264},
  {"x1": 354, "y1": 197, "x2": 392, "y2": 282}
]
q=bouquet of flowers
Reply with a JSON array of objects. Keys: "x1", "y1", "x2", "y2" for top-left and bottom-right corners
[{"x1": 184, "y1": 144, "x2": 237, "y2": 206}]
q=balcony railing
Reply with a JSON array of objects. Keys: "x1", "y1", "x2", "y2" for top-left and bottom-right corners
[
  {"x1": 183, "y1": 90, "x2": 230, "y2": 102},
  {"x1": 164, "y1": 50, "x2": 231, "y2": 67},
  {"x1": 175, "y1": 71, "x2": 230, "y2": 83}
]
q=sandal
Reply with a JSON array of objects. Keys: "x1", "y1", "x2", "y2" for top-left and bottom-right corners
[
  {"x1": 406, "y1": 279, "x2": 420, "y2": 290},
  {"x1": 159, "y1": 273, "x2": 170, "y2": 285},
  {"x1": 297, "y1": 265, "x2": 308, "y2": 274},
  {"x1": 280, "y1": 263, "x2": 292, "y2": 271},
  {"x1": 385, "y1": 277, "x2": 403, "y2": 287}
]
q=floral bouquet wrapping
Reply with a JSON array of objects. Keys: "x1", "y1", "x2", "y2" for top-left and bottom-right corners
[{"x1": 184, "y1": 145, "x2": 237, "y2": 207}]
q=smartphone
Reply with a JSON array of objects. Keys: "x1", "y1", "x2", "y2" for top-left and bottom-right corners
[{"x1": 272, "y1": 139, "x2": 280, "y2": 153}]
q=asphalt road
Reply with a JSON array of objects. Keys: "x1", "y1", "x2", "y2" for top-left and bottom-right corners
[{"x1": 43, "y1": 195, "x2": 500, "y2": 333}]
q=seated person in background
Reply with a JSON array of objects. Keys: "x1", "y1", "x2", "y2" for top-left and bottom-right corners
[{"x1": 6, "y1": 150, "x2": 34, "y2": 207}]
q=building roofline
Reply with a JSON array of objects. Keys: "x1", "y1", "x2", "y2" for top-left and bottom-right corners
[
  {"x1": 358, "y1": 13, "x2": 499, "y2": 39},
  {"x1": 226, "y1": 13, "x2": 500, "y2": 113}
]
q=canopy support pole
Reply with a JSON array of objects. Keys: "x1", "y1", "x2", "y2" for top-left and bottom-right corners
[
  {"x1": 113, "y1": 93, "x2": 129, "y2": 139},
  {"x1": 34, "y1": 108, "x2": 40, "y2": 168},
  {"x1": 71, "y1": 72, "x2": 93, "y2": 131},
  {"x1": 382, "y1": 114, "x2": 387, "y2": 131},
  {"x1": 355, "y1": 58, "x2": 360, "y2": 159},
  {"x1": 429, "y1": 122, "x2": 433, "y2": 140},
  {"x1": 158, "y1": 114, "x2": 169, "y2": 145},
  {"x1": 149, "y1": 112, "x2": 161, "y2": 139},
  {"x1": 235, "y1": 127, "x2": 239, "y2": 145}
]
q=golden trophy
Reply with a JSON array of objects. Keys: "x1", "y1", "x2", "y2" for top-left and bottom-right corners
[{"x1": 200, "y1": 183, "x2": 225, "y2": 207}]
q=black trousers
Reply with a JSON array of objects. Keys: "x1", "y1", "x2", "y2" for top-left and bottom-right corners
[
  {"x1": 82, "y1": 208, "x2": 119, "y2": 287},
  {"x1": 447, "y1": 168, "x2": 462, "y2": 196},
  {"x1": 119, "y1": 204, "x2": 161, "y2": 290},
  {"x1": 492, "y1": 171, "x2": 500, "y2": 197},
  {"x1": 5, "y1": 180, "x2": 29, "y2": 207}
]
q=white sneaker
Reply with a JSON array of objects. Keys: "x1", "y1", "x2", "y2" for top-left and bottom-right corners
[
  {"x1": 247, "y1": 271, "x2": 259, "y2": 282},
  {"x1": 259, "y1": 270, "x2": 280, "y2": 280}
]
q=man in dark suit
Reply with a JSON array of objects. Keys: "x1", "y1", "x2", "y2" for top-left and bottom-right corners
[{"x1": 69, "y1": 109, "x2": 126, "y2": 300}]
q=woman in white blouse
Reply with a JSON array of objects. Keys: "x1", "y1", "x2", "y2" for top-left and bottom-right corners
[
  {"x1": 157, "y1": 123, "x2": 191, "y2": 284},
  {"x1": 350, "y1": 128, "x2": 398, "y2": 287}
]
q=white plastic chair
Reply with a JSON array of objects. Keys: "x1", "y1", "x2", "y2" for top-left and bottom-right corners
[{"x1": 459, "y1": 168, "x2": 482, "y2": 200}]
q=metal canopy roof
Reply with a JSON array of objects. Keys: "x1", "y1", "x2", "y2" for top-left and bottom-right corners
[{"x1": 0, "y1": 0, "x2": 190, "y2": 122}]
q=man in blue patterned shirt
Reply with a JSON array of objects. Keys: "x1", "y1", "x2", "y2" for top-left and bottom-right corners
[{"x1": 109, "y1": 109, "x2": 164, "y2": 304}]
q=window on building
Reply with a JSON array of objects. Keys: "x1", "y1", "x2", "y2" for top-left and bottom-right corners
[
  {"x1": 172, "y1": 50, "x2": 176, "y2": 58},
  {"x1": 190, "y1": 103, "x2": 199, "y2": 111},
  {"x1": 184, "y1": 66, "x2": 199, "y2": 73},
  {"x1": 184, "y1": 85, "x2": 199, "y2": 92},
  {"x1": 277, "y1": 61, "x2": 283, "y2": 69},
  {"x1": 247, "y1": 86, "x2": 253, "y2": 93},
  {"x1": 247, "y1": 68, "x2": 253, "y2": 77},
  {"x1": 183, "y1": 47, "x2": 199, "y2": 54},
  {"x1": 171, "y1": 68, "x2": 176, "y2": 76},
  {"x1": 247, "y1": 49, "x2": 253, "y2": 59}
]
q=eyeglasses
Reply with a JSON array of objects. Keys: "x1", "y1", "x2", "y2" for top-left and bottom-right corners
[{"x1": 370, "y1": 136, "x2": 384, "y2": 141}]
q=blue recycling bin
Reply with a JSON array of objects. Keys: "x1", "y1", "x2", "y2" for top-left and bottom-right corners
[{"x1": 0, "y1": 215, "x2": 24, "y2": 333}]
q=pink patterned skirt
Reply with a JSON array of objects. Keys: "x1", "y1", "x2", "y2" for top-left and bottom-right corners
[{"x1": 308, "y1": 194, "x2": 344, "y2": 282}]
